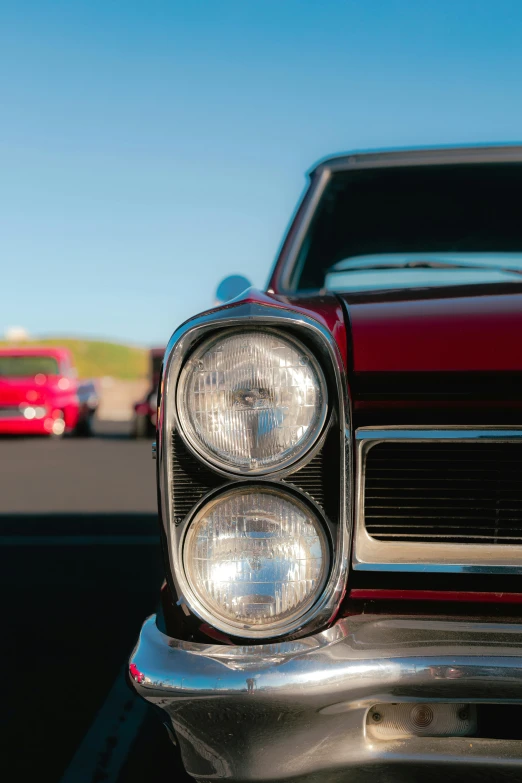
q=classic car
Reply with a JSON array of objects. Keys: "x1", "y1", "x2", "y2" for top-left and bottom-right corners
[
  {"x1": 0, "y1": 346, "x2": 98, "y2": 436},
  {"x1": 132, "y1": 347, "x2": 164, "y2": 438},
  {"x1": 130, "y1": 145, "x2": 522, "y2": 781}
]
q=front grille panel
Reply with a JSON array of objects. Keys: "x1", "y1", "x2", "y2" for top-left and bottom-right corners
[
  {"x1": 364, "y1": 441, "x2": 522, "y2": 544},
  {"x1": 283, "y1": 450, "x2": 325, "y2": 508},
  {"x1": 171, "y1": 431, "x2": 221, "y2": 524},
  {"x1": 171, "y1": 429, "x2": 333, "y2": 525},
  {"x1": 0, "y1": 405, "x2": 21, "y2": 418}
]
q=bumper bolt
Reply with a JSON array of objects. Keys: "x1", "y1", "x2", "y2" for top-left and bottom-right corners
[
  {"x1": 371, "y1": 711, "x2": 382, "y2": 723},
  {"x1": 458, "y1": 708, "x2": 469, "y2": 721}
]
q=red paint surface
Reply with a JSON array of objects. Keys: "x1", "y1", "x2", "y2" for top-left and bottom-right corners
[
  {"x1": 193, "y1": 288, "x2": 349, "y2": 369},
  {"x1": 0, "y1": 346, "x2": 82, "y2": 434},
  {"x1": 345, "y1": 292, "x2": 522, "y2": 373},
  {"x1": 274, "y1": 293, "x2": 348, "y2": 369},
  {"x1": 350, "y1": 588, "x2": 522, "y2": 605}
]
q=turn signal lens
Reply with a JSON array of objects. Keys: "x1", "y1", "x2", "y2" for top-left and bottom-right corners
[
  {"x1": 176, "y1": 329, "x2": 327, "y2": 473},
  {"x1": 182, "y1": 486, "x2": 329, "y2": 635},
  {"x1": 367, "y1": 703, "x2": 477, "y2": 739}
]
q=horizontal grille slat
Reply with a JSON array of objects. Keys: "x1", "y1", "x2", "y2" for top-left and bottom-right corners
[
  {"x1": 171, "y1": 431, "x2": 222, "y2": 523},
  {"x1": 283, "y1": 449, "x2": 326, "y2": 509},
  {"x1": 364, "y1": 441, "x2": 522, "y2": 544}
]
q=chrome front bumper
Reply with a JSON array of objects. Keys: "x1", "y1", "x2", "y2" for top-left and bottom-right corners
[{"x1": 130, "y1": 615, "x2": 522, "y2": 782}]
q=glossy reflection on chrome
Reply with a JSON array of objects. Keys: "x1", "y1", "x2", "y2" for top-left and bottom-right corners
[
  {"x1": 158, "y1": 301, "x2": 351, "y2": 640},
  {"x1": 354, "y1": 426, "x2": 522, "y2": 574},
  {"x1": 176, "y1": 328, "x2": 328, "y2": 475},
  {"x1": 129, "y1": 613, "x2": 522, "y2": 782}
]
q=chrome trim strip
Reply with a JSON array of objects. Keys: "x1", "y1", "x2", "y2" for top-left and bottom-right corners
[
  {"x1": 278, "y1": 167, "x2": 331, "y2": 292},
  {"x1": 158, "y1": 302, "x2": 351, "y2": 639},
  {"x1": 312, "y1": 144, "x2": 522, "y2": 176},
  {"x1": 356, "y1": 426, "x2": 522, "y2": 441},
  {"x1": 354, "y1": 426, "x2": 522, "y2": 574}
]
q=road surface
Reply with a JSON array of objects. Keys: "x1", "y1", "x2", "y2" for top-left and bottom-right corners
[{"x1": 1, "y1": 422, "x2": 190, "y2": 782}]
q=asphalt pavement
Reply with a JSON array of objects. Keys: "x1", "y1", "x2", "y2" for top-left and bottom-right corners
[
  {"x1": 1, "y1": 421, "x2": 190, "y2": 782},
  {"x1": 4, "y1": 424, "x2": 508, "y2": 783}
]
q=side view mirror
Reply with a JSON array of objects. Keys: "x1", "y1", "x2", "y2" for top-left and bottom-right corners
[{"x1": 215, "y1": 274, "x2": 252, "y2": 305}]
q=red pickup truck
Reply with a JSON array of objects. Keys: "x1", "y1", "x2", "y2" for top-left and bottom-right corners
[{"x1": 0, "y1": 346, "x2": 98, "y2": 436}]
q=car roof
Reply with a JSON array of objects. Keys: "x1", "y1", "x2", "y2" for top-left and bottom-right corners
[
  {"x1": 310, "y1": 143, "x2": 522, "y2": 176},
  {"x1": 0, "y1": 346, "x2": 72, "y2": 361}
]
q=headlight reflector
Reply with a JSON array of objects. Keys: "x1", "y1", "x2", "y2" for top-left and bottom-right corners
[
  {"x1": 177, "y1": 329, "x2": 327, "y2": 473},
  {"x1": 182, "y1": 486, "x2": 329, "y2": 634}
]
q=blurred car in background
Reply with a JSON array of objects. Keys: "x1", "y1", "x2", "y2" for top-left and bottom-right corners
[
  {"x1": 132, "y1": 347, "x2": 164, "y2": 438},
  {"x1": 75, "y1": 377, "x2": 100, "y2": 436},
  {"x1": 0, "y1": 346, "x2": 99, "y2": 436}
]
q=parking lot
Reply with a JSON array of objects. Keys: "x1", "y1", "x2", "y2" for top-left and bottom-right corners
[{"x1": 1, "y1": 423, "x2": 190, "y2": 782}]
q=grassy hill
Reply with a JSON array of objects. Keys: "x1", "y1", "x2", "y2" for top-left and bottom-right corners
[{"x1": 0, "y1": 338, "x2": 149, "y2": 380}]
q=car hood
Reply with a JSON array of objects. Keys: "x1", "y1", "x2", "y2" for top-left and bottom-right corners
[
  {"x1": 0, "y1": 377, "x2": 56, "y2": 405},
  {"x1": 340, "y1": 283, "x2": 522, "y2": 374}
]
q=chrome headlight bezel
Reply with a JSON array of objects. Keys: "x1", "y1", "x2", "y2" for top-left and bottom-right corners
[
  {"x1": 159, "y1": 302, "x2": 351, "y2": 642},
  {"x1": 175, "y1": 327, "x2": 329, "y2": 476},
  {"x1": 177, "y1": 482, "x2": 332, "y2": 639}
]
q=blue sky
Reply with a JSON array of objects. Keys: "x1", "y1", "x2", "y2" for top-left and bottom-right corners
[{"x1": 2, "y1": 0, "x2": 522, "y2": 346}]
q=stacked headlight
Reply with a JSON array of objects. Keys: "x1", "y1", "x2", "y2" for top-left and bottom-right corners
[
  {"x1": 182, "y1": 486, "x2": 329, "y2": 634},
  {"x1": 176, "y1": 329, "x2": 327, "y2": 473}
]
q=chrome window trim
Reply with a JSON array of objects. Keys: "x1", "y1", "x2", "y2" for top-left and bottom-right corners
[
  {"x1": 354, "y1": 426, "x2": 522, "y2": 575},
  {"x1": 312, "y1": 144, "x2": 522, "y2": 176},
  {"x1": 277, "y1": 168, "x2": 331, "y2": 293},
  {"x1": 158, "y1": 302, "x2": 351, "y2": 639}
]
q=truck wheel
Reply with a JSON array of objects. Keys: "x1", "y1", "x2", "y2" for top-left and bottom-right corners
[
  {"x1": 133, "y1": 415, "x2": 149, "y2": 439},
  {"x1": 74, "y1": 412, "x2": 94, "y2": 437}
]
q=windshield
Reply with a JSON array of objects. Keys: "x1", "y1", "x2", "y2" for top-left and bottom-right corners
[
  {"x1": 0, "y1": 355, "x2": 60, "y2": 377},
  {"x1": 289, "y1": 162, "x2": 522, "y2": 291},
  {"x1": 325, "y1": 252, "x2": 522, "y2": 292}
]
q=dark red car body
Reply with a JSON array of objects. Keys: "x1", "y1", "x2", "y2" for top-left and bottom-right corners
[
  {"x1": 0, "y1": 346, "x2": 98, "y2": 436},
  {"x1": 130, "y1": 146, "x2": 522, "y2": 782}
]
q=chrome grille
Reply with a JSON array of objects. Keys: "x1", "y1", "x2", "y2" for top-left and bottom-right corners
[{"x1": 365, "y1": 440, "x2": 522, "y2": 545}]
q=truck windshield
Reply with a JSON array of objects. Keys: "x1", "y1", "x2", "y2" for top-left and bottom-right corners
[
  {"x1": 290, "y1": 162, "x2": 522, "y2": 291},
  {"x1": 0, "y1": 356, "x2": 60, "y2": 377}
]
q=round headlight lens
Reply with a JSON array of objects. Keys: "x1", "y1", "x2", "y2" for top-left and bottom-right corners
[
  {"x1": 182, "y1": 487, "x2": 329, "y2": 634},
  {"x1": 177, "y1": 329, "x2": 327, "y2": 473}
]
